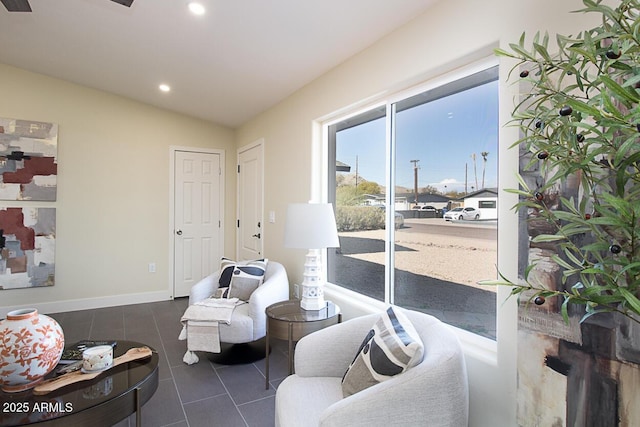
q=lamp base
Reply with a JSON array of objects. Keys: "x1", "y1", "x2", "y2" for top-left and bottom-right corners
[
  {"x1": 300, "y1": 281, "x2": 326, "y2": 310},
  {"x1": 299, "y1": 249, "x2": 327, "y2": 311},
  {"x1": 300, "y1": 294, "x2": 326, "y2": 311}
]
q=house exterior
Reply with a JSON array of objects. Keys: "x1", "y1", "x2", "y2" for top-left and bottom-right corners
[
  {"x1": 361, "y1": 192, "x2": 450, "y2": 213},
  {"x1": 461, "y1": 188, "x2": 498, "y2": 220},
  {"x1": 398, "y1": 192, "x2": 450, "y2": 211}
]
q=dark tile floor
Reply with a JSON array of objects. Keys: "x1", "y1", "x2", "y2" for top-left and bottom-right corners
[{"x1": 49, "y1": 298, "x2": 291, "y2": 427}]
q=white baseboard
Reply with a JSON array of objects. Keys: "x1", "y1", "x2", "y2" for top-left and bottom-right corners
[{"x1": 0, "y1": 291, "x2": 173, "y2": 318}]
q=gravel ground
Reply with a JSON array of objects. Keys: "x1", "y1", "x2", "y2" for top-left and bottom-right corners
[
  {"x1": 330, "y1": 220, "x2": 498, "y2": 338},
  {"x1": 339, "y1": 224, "x2": 497, "y2": 291}
]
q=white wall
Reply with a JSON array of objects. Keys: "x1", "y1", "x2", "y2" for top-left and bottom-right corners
[
  {"x1": 0, "y1": 63, "x2": 236, "y2": 315},
  {"x1": 236, "y1": 0, "x2": 599, "y2": 425}
]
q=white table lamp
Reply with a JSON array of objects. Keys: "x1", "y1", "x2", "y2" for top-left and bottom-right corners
[{"x1": 284, "y1": 203, "x2": 340, "y2": 310}]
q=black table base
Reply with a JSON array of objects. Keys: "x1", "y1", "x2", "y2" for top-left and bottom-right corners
[{"x1": 206, "y1": 337, "x2": 270, "y2": 365}]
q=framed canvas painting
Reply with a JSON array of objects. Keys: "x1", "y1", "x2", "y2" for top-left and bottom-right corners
[
  {"x1": 0, "y1": 117, "x2": 58, "y2": 201},
  {"x1": 0, "y1": 207, "x2": 55, "y2": 289}
]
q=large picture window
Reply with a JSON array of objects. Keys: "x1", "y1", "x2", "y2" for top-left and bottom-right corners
[{"x1": 327, "y1": 66, "x2": 499, "y2": 339}]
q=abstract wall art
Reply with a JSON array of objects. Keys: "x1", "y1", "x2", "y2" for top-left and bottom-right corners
[
  {"x1": 516, "y1": 123, "x2": 640, "y2": 426},
  {"x1": 0, "y1": 207, "x2": 55, "y2": 290},
  {"x1": 0, "y1": 117, "x2": 58, "y2": 201}
]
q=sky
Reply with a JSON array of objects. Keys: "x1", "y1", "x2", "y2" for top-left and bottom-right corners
[{"x1": 336, "y1": 80, "x2": 498, "y2": 193}]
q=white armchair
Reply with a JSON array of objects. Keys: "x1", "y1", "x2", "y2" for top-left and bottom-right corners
[
  {"x1": 189, "y1": 261, "x2": 289, "y2": 345},
  {"x1": 275, "y1": 308, "x2": 469, "y2": 427}
]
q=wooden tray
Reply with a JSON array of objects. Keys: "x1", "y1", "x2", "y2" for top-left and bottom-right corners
[{"x1": 33, "y1": 346, "x2": 153, "y2": 395}]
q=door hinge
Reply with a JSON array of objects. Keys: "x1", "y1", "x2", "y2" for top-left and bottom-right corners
[
  {"x1": 237, "y1": 219, "x2": 240, "y2": 228},
  {"x1": 237, "y1": 165, "x2": 240, "y2": 173},
  {"x1": 219, "y1": 220, "x2": 221, "y2": 227}
]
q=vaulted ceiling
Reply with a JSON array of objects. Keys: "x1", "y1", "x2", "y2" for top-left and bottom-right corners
[{"x1": 0, "y1": 0, "x2": 438, "y2": 127}]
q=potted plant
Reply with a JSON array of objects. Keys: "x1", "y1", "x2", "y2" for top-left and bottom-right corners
[{"x1": 489, "y1": 0, "x2": 640, "y2": 325}]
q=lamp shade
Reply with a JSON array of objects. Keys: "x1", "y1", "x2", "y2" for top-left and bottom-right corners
[{"x1": 284, "y1": 203, "x2": 340, "y2": 249}]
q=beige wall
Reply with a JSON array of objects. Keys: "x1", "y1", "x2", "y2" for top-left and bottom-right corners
[
  {"x1": 237, "y1": 1, "x2": 598, "y2": 426},
  {"x1": 0, "y1": 0, "x2": 603, "y2": 424},
  {"x1": 0, "y1": 63, "x2": 236, "y2": 313},
  {"x1": 237, "y1": 0, "x2": 599, "y2": 282}
]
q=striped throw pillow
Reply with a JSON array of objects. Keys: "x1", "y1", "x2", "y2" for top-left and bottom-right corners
[{"x1": 342, "y1": 306, "x2": 424, "y2": 397}]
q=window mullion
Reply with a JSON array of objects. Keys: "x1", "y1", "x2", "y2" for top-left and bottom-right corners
[{"x1": 386, "y1": 102, "x2": 396, "y2": 306}]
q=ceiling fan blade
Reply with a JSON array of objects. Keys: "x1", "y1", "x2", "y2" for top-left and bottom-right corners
[
  {"x1": 1, "y1": 0, "x2": 133, "y2": 12},
  {"x1": 1, "y1": 0, "x2": 32, "y2": 12},
  {"x1": 110, "y1": 0, "x2": 134, "y2": 7}
]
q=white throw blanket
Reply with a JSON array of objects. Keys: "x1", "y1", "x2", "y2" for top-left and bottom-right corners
[{"x1": 179, "y1": 297, "x2": 244, "y2": 365}]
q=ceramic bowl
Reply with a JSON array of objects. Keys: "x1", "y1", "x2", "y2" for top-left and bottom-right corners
[{"x1": 82, "y1": 345, "x2": 113, "y2": 372}]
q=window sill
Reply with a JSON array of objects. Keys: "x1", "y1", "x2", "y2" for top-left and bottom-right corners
[{"x1": 323, "y1": 282, "x2": 498, "y2": 364}]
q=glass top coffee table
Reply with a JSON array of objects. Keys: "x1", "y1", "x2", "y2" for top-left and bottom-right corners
[
  {"x1": 0, "y1": 340, "x2": 159, "y2": 426},
  {"x1": 265, "y1": 299, "x2": 341, "y2": 389}
]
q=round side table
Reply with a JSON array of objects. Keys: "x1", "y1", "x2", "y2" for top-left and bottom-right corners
[
  {"x1": 0, "y1": 340, "x2": 158, "y2": 427},
  {"x1": 265, "y1": 300, "x2": 341, "y2": 389}
]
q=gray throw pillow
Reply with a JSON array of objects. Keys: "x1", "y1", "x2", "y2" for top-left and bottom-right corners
[
  {"x1": 226, "y1": 259, "x2": 268, "y2": 301},
  {"x1": 213, "y1": 287, "x2": 229, "y2": 298}
]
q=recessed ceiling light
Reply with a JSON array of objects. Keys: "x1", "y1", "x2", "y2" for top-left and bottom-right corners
[
  {"x1": 159, "y1": 84, "x2": 171, "y2": 93},
  {"x1": 188, "y1": 2, "x2": 205, "y2": 15}
]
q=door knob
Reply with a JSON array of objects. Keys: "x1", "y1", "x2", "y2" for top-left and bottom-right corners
[
  {"x1": 252, "y1": 233, "x2": 261, "y2": 239},
  {"x1": 176, "y1": 230, "x2": 183, "y2": 235}
]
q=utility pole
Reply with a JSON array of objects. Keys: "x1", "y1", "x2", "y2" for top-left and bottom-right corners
[
  {"x1": 410, "y1": 159, "x2": 420, "y2": 205},
  {"x1": 465, "y1": 163, "x2": 468, "y2": 194},
  {"x1": 471, "y1": 153, "x2": 479, "y2": 191},
  {"x1": 355, "y1": 155, "x2": 359, "y2": 188}
]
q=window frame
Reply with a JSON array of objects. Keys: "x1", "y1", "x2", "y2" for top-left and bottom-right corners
[
  {"x1": 479, "y1": 200, "x2": 497, "y2": 209},
  {"x1": 320, "y1": 58, "x2": 500, "y2": 345}
]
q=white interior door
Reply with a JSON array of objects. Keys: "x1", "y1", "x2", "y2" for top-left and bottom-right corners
[
  {"x1": 237, "y1": 141, "x2": 264, "y2": 260},
  {"x1": 174, "y1": 150, "x2": 222, "y2": 297}
]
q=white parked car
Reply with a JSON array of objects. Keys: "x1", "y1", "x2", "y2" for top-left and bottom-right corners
[{"x1": 444, "y1": 207, "x2": 480, "y2": 221}]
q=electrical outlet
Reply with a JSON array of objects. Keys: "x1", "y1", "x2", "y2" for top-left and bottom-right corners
[{"x1": 148, "y1": 262, "x2": 156, "y2": 273}]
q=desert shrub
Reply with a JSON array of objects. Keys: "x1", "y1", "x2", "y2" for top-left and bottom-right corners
[{"x1": 336, "y1": 206, "x2": 385, "y2": 232}]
